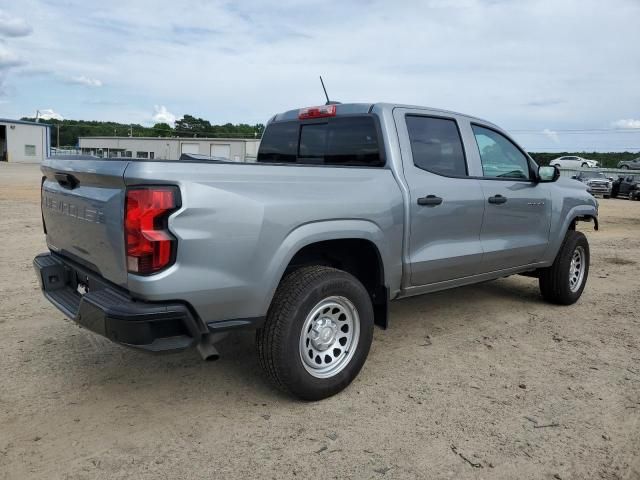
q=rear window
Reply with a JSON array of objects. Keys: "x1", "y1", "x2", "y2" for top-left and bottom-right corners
[{"x1": 257, "y1": 116, "x2": 383, "y2": 167}]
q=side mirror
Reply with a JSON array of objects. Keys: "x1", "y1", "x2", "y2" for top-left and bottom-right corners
[{"x1": 539, "y1": 165, "x2": 560, "y2": 182}]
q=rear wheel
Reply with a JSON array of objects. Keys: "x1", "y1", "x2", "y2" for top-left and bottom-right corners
[
  {"x1": 621, "y1": 165, "x2": 629, "y2": 169},
  {"x1": 256, "y1": 266, "x2": 374, "y2": 400},
  {"x1": 539, "y1": 231, "x2": 589, "y2": 305},
  {"x1": 581, "y1": 162, "x2": 588, "y2": 168}
]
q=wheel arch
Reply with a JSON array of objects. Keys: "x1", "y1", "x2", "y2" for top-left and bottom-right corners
[
  {"x1": 546, "y1": 205, "x2": 597, "y2": 265},
  {"x1": 260, "y1": 220, "x2": 395, "y2": 329}
]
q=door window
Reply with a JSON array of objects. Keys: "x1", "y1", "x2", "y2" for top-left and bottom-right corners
[
  {"x1": 472, "y1": 125, "x2": 531, "y2": 180},
  {"x1": 405, "y1": 116, "x2": 467, "y2": 177}
]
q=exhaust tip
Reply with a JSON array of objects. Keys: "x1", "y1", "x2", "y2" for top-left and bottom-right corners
[
  {"x1": 203, "y1": 352, "x2": 220, "y2": 362},
  {"x1": 197, "y1": 337, "x2": 220, "y2": 362}
]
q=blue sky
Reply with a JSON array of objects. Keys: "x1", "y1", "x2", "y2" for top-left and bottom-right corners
[{"x1": 0, "y1": 0, "x2": 639, "y2": 151}]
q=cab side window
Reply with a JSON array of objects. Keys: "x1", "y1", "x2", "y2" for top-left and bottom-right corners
[
  {"x1": 406, "y1": 115, "x2": 467, "y2": 177},
  {"x1": 472, "y1": 125, "x2": 531, "y2": 180}
]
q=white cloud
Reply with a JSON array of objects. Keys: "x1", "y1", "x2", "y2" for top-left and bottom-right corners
[
  {"x1": 542, "y1": 128, "x2": 559, "y2": 143},
  {"x1": 0, "y1": 44, "x2": 23, "y2": 68},
  {"x1": 68, "y1": 75, "x2": 102, "y2": 87},
  {"x1": 612, "y1": 119, "x2": 640, "y2": 129},
  {"x1": 152, "y1": 105, "x2": 176, "y2": 125},
  {"x1": 0, "y1": 44, "x2": 24, "y2": 95},
  {"x1": 0, "y1": 11, "x2": 32, "y2": 37},
  {"x1": 34, "y1": 109, "x2": 64, "y2": 121}
]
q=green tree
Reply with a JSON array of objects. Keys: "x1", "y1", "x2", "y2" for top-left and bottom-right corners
[
  {"x1": 151, "y1": 122, "x2": 173, "y2": 136},
  {"x1": 174, "y1": 115, "x2": 212, "y2": 137}
]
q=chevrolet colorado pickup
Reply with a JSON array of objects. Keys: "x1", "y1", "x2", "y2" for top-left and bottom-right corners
[{"x1": 34, "y1": 103, "x2": 598, "y2": 400}]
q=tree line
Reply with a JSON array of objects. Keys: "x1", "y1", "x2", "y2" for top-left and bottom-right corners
[{"x1": 20, "y1": 114, "x2": 265, "y2": 147}]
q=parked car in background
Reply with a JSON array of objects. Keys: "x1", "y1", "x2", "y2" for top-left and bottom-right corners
[
  {"x1": 550, "y1": 156, "x2": 599, "y2": 169},
  {"x1": 572, "y1": 170, "x2": 612, "y2": 198},
  {"x1": 617, "y1": 157, "x2": 640, "y2": 170},
  {"x1": 611, "y1": 174, "x2": 640, "y2": 199}
]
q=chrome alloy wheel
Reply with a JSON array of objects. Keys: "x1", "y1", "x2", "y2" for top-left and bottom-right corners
[
  {"x1": 299, "y1": 296, "x2": 360, "y2": 379},
  {"x1": 569, "y1": 246, "x2": 586, "y2": 293}
]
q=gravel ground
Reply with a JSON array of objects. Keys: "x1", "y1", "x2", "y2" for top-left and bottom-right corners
[{"x1": 0, "y1": 163, "x2": 638, "y2": 480}]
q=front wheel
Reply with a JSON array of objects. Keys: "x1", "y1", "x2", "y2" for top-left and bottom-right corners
[
  {"x1": 256, "y1": 266, "x2": 374, "y2": 400},
  {"x1": 538, "y1": 231, "x2": 590, "y2": 305},
  {"x1": 621, "y1": 165, "x2": 629, "y2": 169}
]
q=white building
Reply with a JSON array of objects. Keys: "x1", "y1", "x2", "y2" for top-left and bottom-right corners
[
  {"x1": 0, "y1": 118, "x2": 51, "y2": 163},
  {"x1": 79, "y1": 136, "x2": 260, "y2": 162}
]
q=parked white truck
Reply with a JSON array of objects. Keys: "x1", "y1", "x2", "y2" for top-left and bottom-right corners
[{"x1": 34, "y1": 103, "x2": 598, "y2": 400}]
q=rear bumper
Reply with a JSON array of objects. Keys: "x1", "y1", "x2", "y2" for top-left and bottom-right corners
[{"x1": 33, "y1": 252, "x2": 203, "y2": 352}]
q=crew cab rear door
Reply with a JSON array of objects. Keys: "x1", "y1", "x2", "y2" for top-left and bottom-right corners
[{"x1": 393, "y1": 108, "x2": 485, "y2": 286}]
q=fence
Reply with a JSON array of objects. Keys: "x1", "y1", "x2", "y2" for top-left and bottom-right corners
[
  {"x1": 556, "y1": 167, "x2": 635, "y2": 179},
  {"x1": 50, "y1": 147, "x2": 82, "y2": 156}
]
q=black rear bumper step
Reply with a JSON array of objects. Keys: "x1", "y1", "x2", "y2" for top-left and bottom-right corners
[{"x1": 33, "y1": 253, "x2": 201, "y2": 352}]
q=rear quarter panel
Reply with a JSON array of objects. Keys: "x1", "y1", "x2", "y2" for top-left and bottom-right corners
[{"x1": 124, "y1": 162, "x2": 404, "y2": 324}]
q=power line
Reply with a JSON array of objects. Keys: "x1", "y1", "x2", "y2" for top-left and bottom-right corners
[
  {"x1": 509, "y1": 128, "x2": 640, "y2": 133},
  {"x1": 512, "y1": 131, "x2": 640, "y2": 136}
]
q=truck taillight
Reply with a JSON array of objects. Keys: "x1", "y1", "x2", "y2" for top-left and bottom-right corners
[
  {"x1": 125, "y1": 186, "x2": 179, "y2": 275},
  {"x1": 298, "y1": 105, "x2": 336, "y2": 120}
]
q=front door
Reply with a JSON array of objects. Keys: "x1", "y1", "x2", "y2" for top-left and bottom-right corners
[
  {"x1": 470, "y1": 124, "x2": 551, "y2": 271},
  {"x1": 394, "y1": 109, "x2": 486, "y2": 286}
]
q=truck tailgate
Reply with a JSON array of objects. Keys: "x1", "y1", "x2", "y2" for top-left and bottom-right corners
[{"x1": 41, "y1": 158, "x2": 129, "y2": 287}]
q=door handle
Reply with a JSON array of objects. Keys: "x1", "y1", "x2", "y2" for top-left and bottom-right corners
[
  {"x1": 417, "y1": 195, "x2": 443, "y2": 206},
  {"x1": 488, "y1": 194, "x2": 507, "y2": 204},
  {"x1": 54, "y1": 172, "x2": 79, "y2": 190}
]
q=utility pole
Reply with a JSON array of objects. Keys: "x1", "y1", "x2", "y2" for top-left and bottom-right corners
[
  {"x1": 129, "y1": 125, "x2": 133, "y2": 137},
  {"x1": 56, "y1": 125, "x2": 60, "y2": 148}
]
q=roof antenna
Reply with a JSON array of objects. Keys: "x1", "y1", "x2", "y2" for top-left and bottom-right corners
[{"x1": 319, "y1": 76, "x2": 340, "y2": 105}]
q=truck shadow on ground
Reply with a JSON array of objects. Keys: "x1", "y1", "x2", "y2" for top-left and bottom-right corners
[{"x1": 34, "y1": 277, "x2": 546, "y2": 402}]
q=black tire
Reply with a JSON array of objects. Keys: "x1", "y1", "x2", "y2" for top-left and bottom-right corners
[
  {"x1": 603, "y1": 195, "x2": 610, "y2": 199},
  {"x1": 621, "y1": 165, "x2": 629, "y2": 169},
  {"x1": 581, "y1": 162, "x2": 588, "y2": 168},
  {"x1": 538, "y1": 230, "x2": 589, "y2": 305},
  {"x1": 256, "y1": 266, "x2": 374, "y2": 401}
]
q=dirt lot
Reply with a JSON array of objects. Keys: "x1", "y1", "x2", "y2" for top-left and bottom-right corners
[{"x1": 0, "y1": 162, "x2": 638, "y2": 480}]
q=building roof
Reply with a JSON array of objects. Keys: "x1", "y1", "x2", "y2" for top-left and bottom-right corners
[
  {"x1": 79, "y1": 136, "x2": 259, "y2": 142},
  {"x1": 0, "y1": 118, "x2": 51, "y2": 127}
]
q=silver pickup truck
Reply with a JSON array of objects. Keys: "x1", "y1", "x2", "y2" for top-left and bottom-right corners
[{"x1": 34, "y1": 103, "x2": 598, "y2": 400}]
